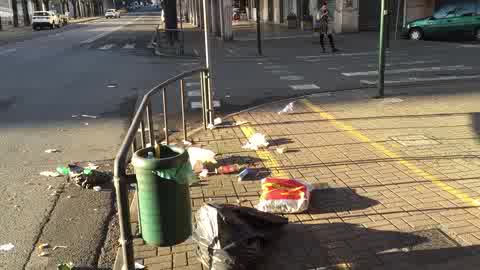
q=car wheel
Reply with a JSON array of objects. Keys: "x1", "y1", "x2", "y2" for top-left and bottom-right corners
[
  {"x1": 50, "y1": 23, "x2": 55, "y2": 29},
  {"x1": 409, "y1": 28, "x2": 423, "y2": 40}
]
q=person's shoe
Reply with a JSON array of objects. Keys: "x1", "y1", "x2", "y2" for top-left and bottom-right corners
[{"x1": 332, "y1": 48, "x2": 339, "y2": 53}]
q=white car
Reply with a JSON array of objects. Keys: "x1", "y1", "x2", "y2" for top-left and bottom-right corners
[
  {"x1": 32, "y1": 11, "x2": 61, "y2": 30},
  {"x1": 105, "y1": 9, "x2": 120, "y2": 19}
]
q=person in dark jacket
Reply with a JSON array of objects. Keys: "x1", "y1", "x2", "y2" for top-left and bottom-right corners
[{"x1": 317, "y1": 1, "x2": 339, "y2": 53}]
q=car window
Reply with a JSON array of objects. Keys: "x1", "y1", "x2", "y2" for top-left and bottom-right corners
[
  {"x1": 434, "y1": 4, "x2": 457, "y2": 18},
  {"x1": 456, "y1": 1, "x2": 476, "y2": 16},
  {"x1": 34, "y1": 12, "x2": 50, "y2": 16}
]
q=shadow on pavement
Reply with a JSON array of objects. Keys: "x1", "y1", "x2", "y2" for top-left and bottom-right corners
[{"x1": 309, "y1": 188, "x2": 379, "y2": 214}]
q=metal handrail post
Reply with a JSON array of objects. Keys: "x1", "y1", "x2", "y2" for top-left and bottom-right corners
[
  {"x1": 162, "y1": 88, "x2": 169, "y2": 145},
  {"x1": 146, "y1": 101, "x2": 155, "y2": 145},
  {"x1": 114, "y1": 175, "x2": 135, "y2": 270},
  {"x1": 205, "y1": 69, "x2": 214, "y2": 125},
  {"x1": 140, "y1": 120, "x2": 146, "y2": 148},
  {"x1": 200, "y1": 71, "x2": 207, "y2": 130},
  {"x1": 180, "y1": 79, "x2": 187, "y2": 141}
]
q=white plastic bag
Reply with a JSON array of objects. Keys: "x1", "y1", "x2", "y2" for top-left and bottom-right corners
[
  {"x1": 242, "y1": 133, "x2": 269, "y2": 150},
  {"x1": 187, "y1": 147, "x2": 217, "y2": 169}
]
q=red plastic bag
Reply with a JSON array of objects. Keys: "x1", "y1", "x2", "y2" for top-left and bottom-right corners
[{"x1": 256, "y1": 178, "x2": 313, "y2": 214}]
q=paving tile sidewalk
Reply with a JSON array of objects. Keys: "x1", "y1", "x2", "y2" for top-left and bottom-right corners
[{"x1": 128, "y1": 86, "x2": 480, "y2": 270}]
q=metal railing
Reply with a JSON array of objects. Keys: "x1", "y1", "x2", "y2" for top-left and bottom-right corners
[{"x1": 113, "y1": 67, "x2": 213, "y2": 270}]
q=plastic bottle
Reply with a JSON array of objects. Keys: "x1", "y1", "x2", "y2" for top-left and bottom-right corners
[
  {"x1": 147, "y1": 152, "x2": 155, "y2": 159},
  {"x1": 216, "y1": 164, "x2": 240, "y2": 174}
]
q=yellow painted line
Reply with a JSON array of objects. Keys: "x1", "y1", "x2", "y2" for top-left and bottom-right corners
[
  {"x1": 301, "y1": 99, "x2": 480, "y2": 207},
  {"x1": 236, "y1": 118, "x2": 288, "y2": 178}
]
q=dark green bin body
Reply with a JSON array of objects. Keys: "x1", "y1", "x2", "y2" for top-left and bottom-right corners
[{"x1": 132, "y1": 146, "x2": 192, "y2": 246}]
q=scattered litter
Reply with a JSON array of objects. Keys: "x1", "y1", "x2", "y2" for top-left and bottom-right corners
[
  {"x1": 40, "y1": 171, "x2": 61, "y2": 177},
  {"x1": 256, "y1": 178, "x2": 314, "y2": 214},
  {"x1": 237, "y1": 168, "x2": 251, "y2": 182},
  {"x1": 213, "y1": 117, "x2": 223, "y2": 126},
  {"x1": 182, "y1": 140, "x2": 193, "y2": 146},
  {"x1": 234, "y1": 120, "x2": 249, "y2": 126},
  {"x1": 83, "y1": 122, "x2": 89, "y2": 126},
  {"x1": 81, "y1": 114, "x2": 98, "y2": 119},
  {"x1": 0, "y1": 243, "x2": 14, "y2": 252},
  {"x1": 207, "y1": 123, "x2": 215, "y2": 130},
  {"x1": 67, "y1": 195, "x2": 72, "y2": 199},
  {"x1": 50, "y1": 191, "x2": 60, "y2": 196},
  {"x1": 57, "y1": 165, "x2": 110, "y2": 189},
  {"x1": 193, "y1": 203, "x2": 288, "y2": 270},
  {"x1": 38, "y1": 251, "x2": 49, "y2": 257},
  {"x1": 85, "y1": 162, "x2": 99, "y2": 170},
  {"x1": 188, "y1": 147, "x2": 217, "y2": 169},
  {"x1": 135, "y1": 262, "x2": 146, "y2": 269},
  {"x1": 44, "y1": 149, "x2": 60, "y2": 153},
  {"x1": 278, "y1": 101, "x2": 295, "y2": 114},
  {"x1": 57, "y1": 262, "x2": 75, "y2": 270},
  {"x1": 242, "y1": 133, "x2": 269, "y2": 150},
  {"x1": 38, "y1": 243, "x2": 50, "y2": 250},
  {"x1": 93, "y1": 186, "x2": 102, "y2": 192},
  {"x1": 53, "y1": 246, "x2": 68, "y2": 251},
  {"x1": 107, "y1": 83, "x2": 118, "y2": 88},
  {"x1": 276, "y1": 147, "x2": 288, "y2": 154},
  {"x1": 47, "y1": 185, "x2": 53, "y2": 190},
  {"x1": 199, "y1": 169, "x2": 209, "y2": 179},
  {"x1": 216, "y1": 164, "x2": 240, "y2": 174}
]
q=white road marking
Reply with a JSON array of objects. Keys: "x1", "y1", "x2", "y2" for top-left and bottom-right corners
[
  {"x1": 0, "y1": 48, "x2": 17, "y2": 55},
  {"x1": 191, "y1": 100, "x2": 221, "y2": 109},
  {"x1": 186, "y1": 82, "x2": 201, "y2": 87},
  {"x1": 458, "y1": 44, "x2": 480, "y2": 48},
  {"x1": 123, "y1": 43, "x2": 135, "y2": 49},
  {"x1": 99, "y1": 44, "x2": 115, "y2": 50},
  {"x1": 366, "y1": 60, "x2": 440, "y2": 68},
  {"x1": 187, "y1": 90, "x2": 201, "y2": 97},
  {"x1": 342, "y1": 65, "x2": 471, "y2": 77},
  {"x1": 80, "y1": 17, "x2": 141, "y2": 44},
  {"x1": 264, "y1": 65, "x2": 286, "y2": 69},
  {"x1": 290, "y1": 84, "x2": 320, "y2": 90},
  {"x1": 280, "y1": 75, "x2": 304, "y2": 81},
  {"x1": 360, "y1": 74, "x2": 480, "y2": 85},
  {"x1": 270, "y1": 70, "x2": 292, "y2": 75}
]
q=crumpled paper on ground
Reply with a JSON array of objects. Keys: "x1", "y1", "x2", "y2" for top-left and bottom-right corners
[
  {"x1": 278, "y1": 101, "x2": 295, "y2": 114},
  {"x1": 242, "y1": 133, "x2": 269, "y2": 150}
]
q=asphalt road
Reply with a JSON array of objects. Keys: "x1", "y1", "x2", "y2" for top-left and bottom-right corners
[{"x1": 0, "y1": 11, "x2": 173, "y2": 270}]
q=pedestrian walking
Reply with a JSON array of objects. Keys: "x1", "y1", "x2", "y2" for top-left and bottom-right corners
[{"x1": 317, "y1": 1, "x2": 338, "y2": 53}]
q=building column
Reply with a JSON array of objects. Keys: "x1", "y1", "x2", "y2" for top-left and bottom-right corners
[
  {"x1": 273, "y1": 0, "x2": 280, "y2": 23},
  {"x1": 261, "y1": 0, "x2": 268, "y2": 22},
  {"x1": 334, "y1": 0, "x2": 359, "y2": 33},
  {"x1": 220, "y1": 0, "x2": 232, "y2": 40}
]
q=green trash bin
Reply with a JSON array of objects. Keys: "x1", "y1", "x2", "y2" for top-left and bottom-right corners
[{"x1": 132, "y1": 145, "x2": 193, "y2": 246}]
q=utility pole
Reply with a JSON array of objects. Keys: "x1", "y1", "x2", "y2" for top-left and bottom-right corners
[
  {"x1": 385, "y1": 0, "x2": 391, "y2": 48},
  {"x1": 255, "y1": 0, "x2": 261, "y2": 55},
  {"x1": 378, "y1": 0, "x2": 387, "y2": 98}
]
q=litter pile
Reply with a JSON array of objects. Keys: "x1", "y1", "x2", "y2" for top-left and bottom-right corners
[
  {"x1": 193, "y1": 203, "x2": 288, "y2": 270},
  {"x1": 56, "y1": 164, "x2": 110, "y2": 189},
  {"x1": 257, "y1": 177, "x2": 314, "y2": 214}
]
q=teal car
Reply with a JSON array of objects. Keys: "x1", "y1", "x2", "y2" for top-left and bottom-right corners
[{"x1": 405, "y1": 0, "x2": 480, "y2": 41}]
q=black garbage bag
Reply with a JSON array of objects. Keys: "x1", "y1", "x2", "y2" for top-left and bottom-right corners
[{"x1": 192, "y1": 203, "x2": 288, "y2": 270}]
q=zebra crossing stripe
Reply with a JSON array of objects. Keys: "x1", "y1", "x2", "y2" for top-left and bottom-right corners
[
  {"x1": 186, "y1": 82, "x2": 201, "y2": 87},
  {"x1": 123, "y1": 43, "x2": 135, "y2": 49},
  {"x1": 190, "y1": 100, "x2": 221, "y2": 109},
  {"x1": 289, "y1": 84, "x2": 320, "y2": 90},
  {"x1": 360, "y1": 74, "x2": 480, "y2": 85},
  {"x1": 280, "y1": 75, "x2": 304, "y2": 81},
  {"x1": 187, "y1": 90, "x2": 201, "y2": 97},
  {"x1": 342, "y1": 65, "x2": 471, "y2": 77},
  {"x1": 99, "y1": 44, "x2": 115, "y2": 50}
]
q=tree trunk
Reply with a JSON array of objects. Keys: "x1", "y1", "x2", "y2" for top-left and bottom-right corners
[
  {"x1": 70, "y1": 0, "x2": 77, "y2": 18},
  {"x1": 11, "y1": 0, "x2": 20, "y2": 27},
  {"x1": 33, "y1": 0, "x2": 41, "y2": 11},
  {"x1": 21, "y1": 0, "x2": 30, "y2": 26},
  {"x1": 42, "y1": 0, "x2": 50, "y2": 10}
]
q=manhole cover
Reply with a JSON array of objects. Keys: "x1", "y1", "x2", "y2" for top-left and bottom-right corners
[{"x1": 391, "y1": 135, "x2": 439, "y2": 146}]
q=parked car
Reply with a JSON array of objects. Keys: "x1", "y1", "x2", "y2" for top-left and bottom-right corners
[
  {"x1": 105, "y1": 9, "x2": 121, "y2": 19},
  {"x1": 32, "y1": 11, "x2": 61, "y2": 30},
  {"x1": 404, "y1": 0, "x2": 480, "y2": 41}
]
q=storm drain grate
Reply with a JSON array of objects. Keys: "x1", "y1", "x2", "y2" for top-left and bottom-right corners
[{"x1": 390, "y1": 135, "x2": 440, "y2": 146}]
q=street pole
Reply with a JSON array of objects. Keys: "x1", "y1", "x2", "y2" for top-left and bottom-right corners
[
  {"x1": 378, "y1": 0, "x2": 387, "y2": 98},
  {"x1": 202, "y1": 0, "x2": 213, "y2": 124},
  {"x1": 255, "y1": 0, "x2": 262, "y2": 55},
  {"x1": 394, "y1": 0, "x2": 401, "y2": 40},
  {"x1": 385, "y1": 0, "x2": 391, "y2": 48}
]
